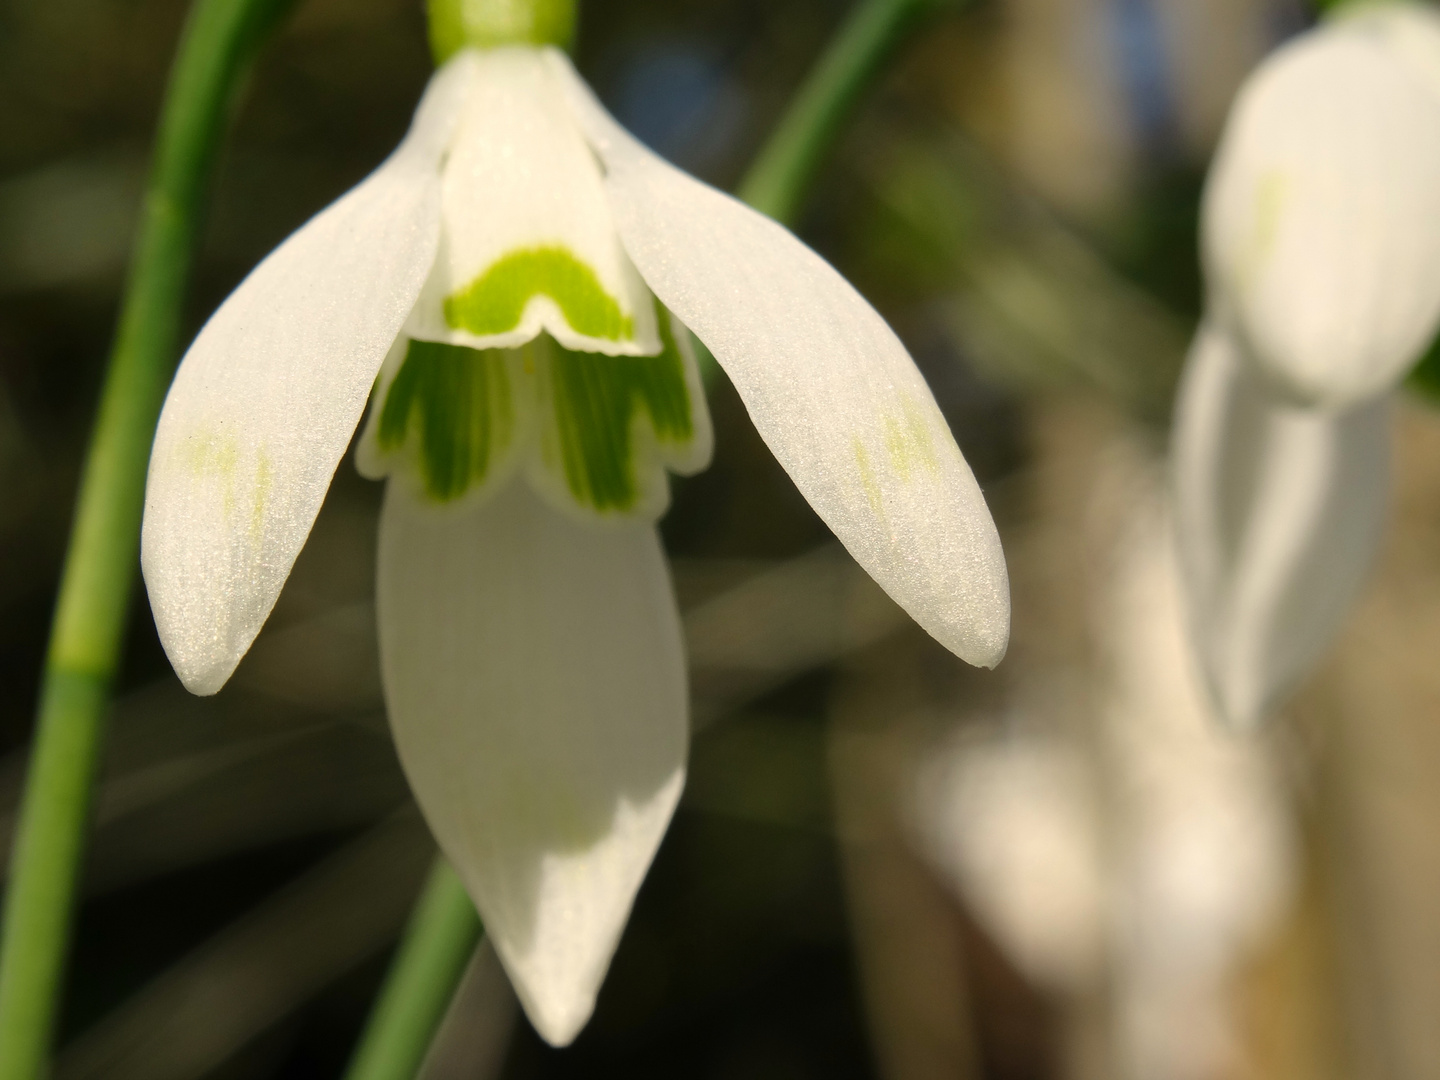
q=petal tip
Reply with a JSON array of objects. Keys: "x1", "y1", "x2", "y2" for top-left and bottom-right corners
[
  {"x1": 168, "y1": 648, "x2": 238, "y2": 698},
  {"x1": 961, "y1": 622, "x2": 1011, "y2": 671},
  {"x1": 940, "y1": 585, "x2": 1011, "y2": 671},
  {"x1": 974, "y1": 638, "x2": 1010, "y2": 671},
  {"x1": 514, "y1": 982, "x2": 597, "y2": 1048}
]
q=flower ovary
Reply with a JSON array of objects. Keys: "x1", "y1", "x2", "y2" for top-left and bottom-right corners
[{"x1": 427, "y1": 0, "x2": 576, "y2": 64}]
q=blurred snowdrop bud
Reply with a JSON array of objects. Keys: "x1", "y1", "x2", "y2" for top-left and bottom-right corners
[
  {"x1": 912, "y1": 731, "x2": 1106, "y2": 991},
  {"x1": 1203, "y1": 1, "x2": 1440, "y2": 406},
  {"x1": 1173, "y1": 324, "x2": 1390, "y2": 728}
]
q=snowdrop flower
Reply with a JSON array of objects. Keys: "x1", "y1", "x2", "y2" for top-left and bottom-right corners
[
  {"x1": 139, "y1": 4, "x2": 1009, "y2": 1046},
  {"x1": 1177, "y1": 2, "x2": 1440, "y2": 727}
]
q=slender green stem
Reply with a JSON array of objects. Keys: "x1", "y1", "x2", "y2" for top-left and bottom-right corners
[
  {"x1": 0, "y1": 0, "x2": 294, "y2": 1074},
  {"x1": 343, "y1": 859, "x2": 484, "y2": 1080},
  {"x1": 737, "y1": 0, "x2": 958, "y2": 226},
  {"x1": 684, "y1": 0, "x2": 954, "y2": 385}
]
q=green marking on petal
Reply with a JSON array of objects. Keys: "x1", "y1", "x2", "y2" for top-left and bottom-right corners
[
  {"x1": 378, "y1": 339, "x2": 516, "y2": 503},
  {"x1": 649, "y1": 304, "x2": 696, "y2": 443},
  {"x1": 852, "y1": 438, "x2": 883, "y2": 515},
  {"x1": 543, "y1": 308, "x2": 695, "y2": 513},
  {"x1": 445, "y1": 245, "x2": 635, "y2": 343},
  {"x1": 881, "y1": 394, "x2": 940, "y2": 483}
]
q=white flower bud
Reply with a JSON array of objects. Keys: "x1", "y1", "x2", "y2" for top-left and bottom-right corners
[{"x1": 1203, "y1": 2, "x2": 1440, "y2": 407}]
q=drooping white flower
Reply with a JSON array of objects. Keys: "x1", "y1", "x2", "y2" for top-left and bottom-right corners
[
  {"x1": 1202, "y1": 1, "x2": 1440, "y2": 407},
  {"x1": 140, "y1": 41, "x2": 1010, "y2": 1044},
  {"x1": 1176, "y1": 3, "x2": 1440, "y2": 727}
]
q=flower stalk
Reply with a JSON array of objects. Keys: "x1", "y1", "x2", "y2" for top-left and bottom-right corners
[
  {"x1": 738, "y1": 0, "x2": 959, "y2": 224},
  {"x1": 0, "y1": 0, "x2": 295, "y2": 1073},
  {"x1": 343, "y1": 859, "x2": 484, "y2": 1080},
  {"x1": 685, "y1": 0, "x2": 958, "y2": 385}
]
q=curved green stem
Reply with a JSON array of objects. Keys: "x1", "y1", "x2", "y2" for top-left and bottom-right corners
[
  {"x1": 342, "y1": 859, "x2": 484, "y2": 1080},
  {"x1": 737, "y1": 0, "x2": 959, "y2": 226},
  {"x1": 676, "y1": 0, "x2": 954, "y2": 386},
  {"x1": 0, "y1": 0, "x2": 294, "y2": 1073}
]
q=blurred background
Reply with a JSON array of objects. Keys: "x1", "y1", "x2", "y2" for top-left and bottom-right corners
[{"x1": 7, "y1": 0, "x2": 1440, "y2": 1077}]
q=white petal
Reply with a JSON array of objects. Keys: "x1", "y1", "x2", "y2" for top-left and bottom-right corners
[
  {"x1": 1203, "y1": 19, "x2": 1440, "y2": 405},
  {"x1": 142, "y1": 53, "x2": 476, "y2": 696},
  {"x1": 547, "y1": 50, "x2": 1010, "y2": 668},
  {"x1": 376, "y1": 480, "x2": 687, "y2": 1046},
  {"x1": 405, "y1": 47, "x2": 659, "y2": 357},
  {"x1": 1343, "y1": 1, "x2": 1440, "y2": 105},
  {"x1": 1173, "y1": 323, "x2": 1390, "y2": 727}
]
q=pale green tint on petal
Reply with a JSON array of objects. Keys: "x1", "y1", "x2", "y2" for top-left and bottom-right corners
[
  {"x1": 445, "y1": 245, "x2": 635, "y2": 343},
  {"x1": 141, "y1": 52, "x2": 477, "y2": 696},
  {"x1": 377, "y1": 480, "x2": 687, "y2": 1046},
  {"x1": 1203, "y1": 19, "x2": 1440, "y2": 405},
  {"x1": 548, "y1": 50, "x2": 1009, "y2": 667},
  {"x1": 1173, "y1": 324, "x2": 1390, "y2": 728},
  {"x1": 405, "y1": 47, "x2": 658, "y2": 357},
  {"x1": 529, "y1": 306, "x2": 712, "y2": 520}
]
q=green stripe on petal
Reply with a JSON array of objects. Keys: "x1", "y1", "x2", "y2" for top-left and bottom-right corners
[
  {"x1": 378, "y1": 339, "x2": 516, "y2": 503},
  {"x1": 649, "y1": 304, "x2": 697, "y2": 443},
  {"x1": 538, "y1": 309, "x2": 697, "y2": 515},
  {"x1": 445, "y1": 245, "x2": 636, "y2": 343}
]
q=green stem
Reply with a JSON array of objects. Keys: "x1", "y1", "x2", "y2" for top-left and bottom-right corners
[
  {"x1": 682, "y1": 0, "x2": 954, "y2": 385},
  {"x1": 343, "y1": 859, "x2": 484, "y2": 1080},
  {"x1": 0, "y1": 0, "x2": 294, "y2": 1074},
  {"x1": 737, "y1": 0, "x2": 958, "y2": 226}
]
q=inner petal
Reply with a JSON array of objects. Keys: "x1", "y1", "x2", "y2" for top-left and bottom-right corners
[
  {"x1": 528, "y1": 305, "x2": 713, "y2": 521},
  {"x1": 405, "y1": 46, "x2": 659, "y2": 357},
  {"x1": 356, "y1": 336, "x2": 528, "y2": 507},
  {"x1": 360, "y1": 307, "x2": 711, "y2": 517}
]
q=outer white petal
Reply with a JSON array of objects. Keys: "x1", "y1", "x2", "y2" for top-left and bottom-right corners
[
  {"x1": 547, "y1": 50, "x2": 1009, "y2": 668},
  {"x1": 1345, "y1": 1, "x2": 1440, "y2": 105},
  {"x1": 1173, "y1": 323, "x2": 1390, "y2": 728},
  {"x1": 405, "y1": 47, "x2": 659, "y2": 357},
  {"x1": 377, "y1": 480, "x2": 687, "y2": 1046},
  {"x1": 142, "y1": 54, "x2": 476, "y2": 696},
  {"x1": 1203, "y1": 19, "x2": 1440, "y2": 405}
]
